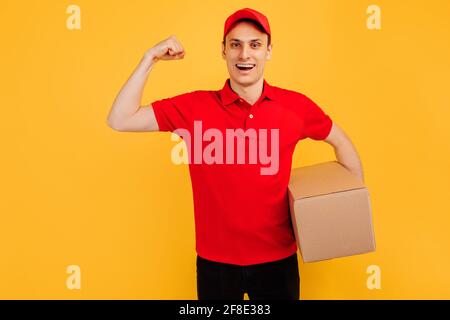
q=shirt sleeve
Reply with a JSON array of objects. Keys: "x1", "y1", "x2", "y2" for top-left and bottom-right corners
[
  {"x1": 302, "y1": 94, "x2": 333, "y2": 140},
  {"x1": 150, "y1": 91, "x2": 197, "y2": 132}
]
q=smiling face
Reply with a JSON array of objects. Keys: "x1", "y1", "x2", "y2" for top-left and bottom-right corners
[{"x1": 222, "y1": 21, "x2": 272, "y2": 87}]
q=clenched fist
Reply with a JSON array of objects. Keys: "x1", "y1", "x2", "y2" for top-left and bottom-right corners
[{"x1": 145, "y1": 35, "x2": 185, "y2": 62}]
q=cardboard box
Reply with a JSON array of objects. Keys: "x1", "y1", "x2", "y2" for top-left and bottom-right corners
[{"x1": 288, "y1": 161, "x2": 376, "y2": 263}]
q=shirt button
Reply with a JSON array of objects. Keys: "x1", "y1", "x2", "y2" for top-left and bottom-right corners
[{"x1": 249, "y1": 114, "x2": 254, "y2": 119}]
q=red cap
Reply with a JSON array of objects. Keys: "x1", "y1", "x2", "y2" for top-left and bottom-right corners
[{"x1": 223, "y1": 8, "x2": 271, "y2": 39}]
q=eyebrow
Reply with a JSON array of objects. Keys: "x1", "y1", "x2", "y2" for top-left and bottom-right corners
[{"x1": 229, "y1": 38, "x2": 262, "y2": 42}]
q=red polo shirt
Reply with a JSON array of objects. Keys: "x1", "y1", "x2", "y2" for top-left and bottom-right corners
[{"x1": 151, "y1": 78, "x2": 333, "y2": 266}]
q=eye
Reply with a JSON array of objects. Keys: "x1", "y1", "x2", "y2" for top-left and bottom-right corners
[
  {"x1": 251, "y1": 42, "x2": 261, "y2": 48},
  {"x1": 230, "y1": 42, "x2": 240, "y2": 48}
]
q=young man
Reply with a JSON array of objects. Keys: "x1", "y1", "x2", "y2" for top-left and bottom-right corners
[{"x1": 107, "y1": 8, "x2": 364, "y2": 300}]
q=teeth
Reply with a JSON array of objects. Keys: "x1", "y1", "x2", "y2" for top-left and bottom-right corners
[{"x1": 236, "y1": 64, "x2": 255, "y2": 67}]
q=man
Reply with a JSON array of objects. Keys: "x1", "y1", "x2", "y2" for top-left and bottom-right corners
[{"x1": 107, "y1": 8, "x2": 364, "y2": 300}]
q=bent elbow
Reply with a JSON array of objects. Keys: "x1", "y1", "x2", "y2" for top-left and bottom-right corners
[{"x1": 106, "y1": 117, "x2": 124, "y2": 131}]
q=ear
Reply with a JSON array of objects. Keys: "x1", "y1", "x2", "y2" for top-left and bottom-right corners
[
  {"x1": 221, "y1": 41, "x2": 226, "y2": 60},
  {"x1": 266, "y1": 43, "x2": 273, "y2": 60}
]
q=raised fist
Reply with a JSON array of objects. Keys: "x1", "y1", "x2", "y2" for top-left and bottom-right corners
[{"x1": 146, "y1": 35, "x2": 185, "y2": 61}]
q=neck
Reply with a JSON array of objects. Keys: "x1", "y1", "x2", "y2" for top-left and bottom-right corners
[{"x1": 229, "y1": 77, "x2": 264, "y2": 105}]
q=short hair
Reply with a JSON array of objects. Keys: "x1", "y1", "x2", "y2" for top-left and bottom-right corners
[{"x1": 222, "y1": 18, "x2": 271, "y2": 46}]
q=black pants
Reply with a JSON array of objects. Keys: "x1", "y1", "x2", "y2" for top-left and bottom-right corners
[{"x1": 196, "y1": 252, "x2": 300, "y2": 300}]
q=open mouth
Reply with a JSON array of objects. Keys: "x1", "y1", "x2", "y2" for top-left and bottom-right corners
[{"x1": 236, "y1": 63, "x2": 256, "y2": 71}]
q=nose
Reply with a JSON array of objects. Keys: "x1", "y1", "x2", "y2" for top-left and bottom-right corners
[{"x1": 239, "y1": 43, "x2": 250, "y2": 60}]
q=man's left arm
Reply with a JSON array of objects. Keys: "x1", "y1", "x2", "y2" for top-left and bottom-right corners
[{"x1": 324, "y1": 122, "x2": 365, "y2": 183}]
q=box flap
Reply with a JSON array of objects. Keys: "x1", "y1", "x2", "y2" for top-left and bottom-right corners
[{"x1": 289, "y1": 161, "x2": 365, "y2": 199}]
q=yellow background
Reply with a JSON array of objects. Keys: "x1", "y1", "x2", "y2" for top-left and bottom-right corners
[{"x1": 1, "y1": 0, "x2": 449, "y2": 299}]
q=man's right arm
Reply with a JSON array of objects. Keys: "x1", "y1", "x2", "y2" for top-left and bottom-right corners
[{"x1": 106, "y1": 35, "x2": 185, "y2": 132}]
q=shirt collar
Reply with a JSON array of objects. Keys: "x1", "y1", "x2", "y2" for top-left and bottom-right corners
[{"x1": 219, "y1": 78, "x2": 277, "y2": 106}]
